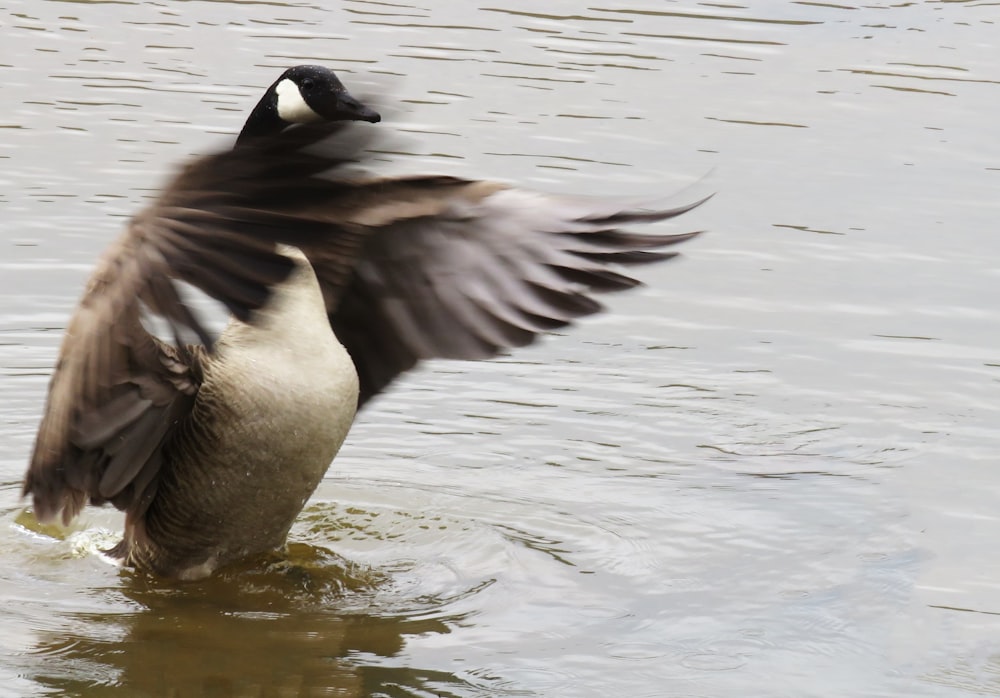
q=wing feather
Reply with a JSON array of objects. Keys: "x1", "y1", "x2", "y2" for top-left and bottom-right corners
[
  {"x1": 301, "y1": 179, "x2": 709, "y2": 404},
  {"x1": 24, "y1": 121, "x2": 367, "y2": 525}
]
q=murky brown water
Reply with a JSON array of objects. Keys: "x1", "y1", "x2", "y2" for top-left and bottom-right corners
[{"x1": 3, "y1": 1, "x2": 1000, "y2": 696}]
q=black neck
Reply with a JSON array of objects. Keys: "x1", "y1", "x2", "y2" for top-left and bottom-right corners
[{"x1": 235, "y1": 92, "x2": 286, "y2": 147}]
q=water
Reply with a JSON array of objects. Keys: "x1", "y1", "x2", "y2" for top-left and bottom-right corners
[{"x1": 2, "y1": 1, "x2": 1000, "y2": 696}]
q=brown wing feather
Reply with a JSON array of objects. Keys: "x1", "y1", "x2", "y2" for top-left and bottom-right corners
[
  {"x1": 24, "y1": 121, "x2": 367, "y2": 525},
  {"x1": 299, "y1": 176, "x2": 709, "y2": 405}
]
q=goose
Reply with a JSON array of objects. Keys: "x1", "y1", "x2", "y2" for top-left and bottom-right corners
[{"x1": 22, "y1": 65, "x2": 708, "y2": 580}]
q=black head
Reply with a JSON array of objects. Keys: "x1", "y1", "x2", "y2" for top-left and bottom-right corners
[
  {"x1": 236, "y1": 65, "x2": 380, "y2": 145},
  {"x1": 272, "y1": 65, "x2": 381, "y2": 125}
]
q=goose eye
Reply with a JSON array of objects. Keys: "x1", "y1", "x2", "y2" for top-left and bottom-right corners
[{"x1": 301, "y1": 79, "x2": 315, "y2": 92}]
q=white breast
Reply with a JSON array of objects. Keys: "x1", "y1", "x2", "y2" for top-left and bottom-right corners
[{"x1": 214, "y1": 247, "x2": 359, "y2": 437}]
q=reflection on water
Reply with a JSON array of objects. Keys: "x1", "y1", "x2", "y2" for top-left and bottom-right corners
[
  {"x1": 4, "y1": 0, "x2": 1000, "y2": 696},
  {"x1": 21, "y1": 549, "x2": 460, "y2": 697}
]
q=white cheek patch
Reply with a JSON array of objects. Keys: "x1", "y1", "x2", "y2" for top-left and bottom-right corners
[{"x1": 275, "y1": 78, "x2": 323, "y2": 123}]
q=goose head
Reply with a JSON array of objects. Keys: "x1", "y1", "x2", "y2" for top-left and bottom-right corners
[{"x1": 236, "y1": 65, "x2": 380, "y2": 145}]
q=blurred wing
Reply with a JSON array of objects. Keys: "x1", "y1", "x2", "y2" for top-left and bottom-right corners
[
  {"x1": 24, "y1": 122, "x2": 366, "y2": 524},
  {"x1": 304, "y1": 176, "x2": 708, "y2": 406}
]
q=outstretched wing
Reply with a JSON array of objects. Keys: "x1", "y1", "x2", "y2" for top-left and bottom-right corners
[
  {"x1": 300, "y1": 175, "x2": 708, "y2": 405},
  {"x1": 24, "y1": 122, "x2": 364, "y2": 524}
]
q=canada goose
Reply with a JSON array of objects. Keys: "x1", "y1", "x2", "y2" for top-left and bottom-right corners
[{"x1": 23, "y1": 66, "x2": 708, "y2": 580}]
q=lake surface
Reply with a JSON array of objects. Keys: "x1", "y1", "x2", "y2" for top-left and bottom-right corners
[{"x1": 3, "y1": 1, "x2": 1000, "y2": 696}]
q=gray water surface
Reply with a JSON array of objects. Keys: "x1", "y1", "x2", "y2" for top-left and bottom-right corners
[{"x1": 2, "y1": 1, "x2": 1000, "y2": 696}]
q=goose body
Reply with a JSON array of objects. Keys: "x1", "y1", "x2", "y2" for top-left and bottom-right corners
[
  {"x1": 23, "y1": 66, "x2": 708, "y2": 579},
  {"x1": 124, "y1": 251, "x2": 359, "y2": 579}
]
